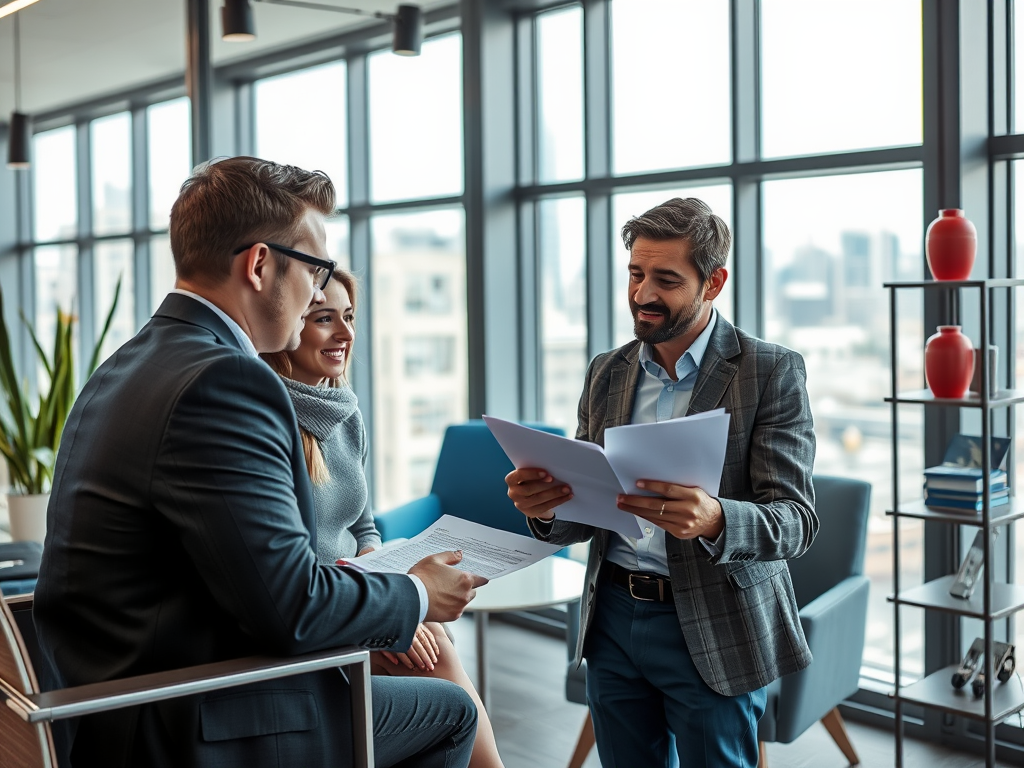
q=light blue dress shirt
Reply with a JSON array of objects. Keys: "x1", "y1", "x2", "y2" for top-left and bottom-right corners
[
  {"x1": 168, "y1": 290, "x2": 429, "y2": 622},
  {"x1": 604, "y1": 309, "x2": 721, "y2": 577}
]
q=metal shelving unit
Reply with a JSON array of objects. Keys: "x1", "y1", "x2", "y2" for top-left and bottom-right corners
[{"x1": 887, "y1": 278, "x2": 1024, "y2": 768}]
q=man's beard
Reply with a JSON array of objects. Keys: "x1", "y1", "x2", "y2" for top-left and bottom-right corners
[{"x1": 631, "y1": 288, "x2": 705, "y2": 345}]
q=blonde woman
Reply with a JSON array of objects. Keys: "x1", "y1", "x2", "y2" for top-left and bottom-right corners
[{"x1": 263, "y1": 269, "x2": 504, "y2": 768}]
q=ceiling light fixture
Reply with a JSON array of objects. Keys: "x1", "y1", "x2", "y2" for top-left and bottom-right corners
[
  {"x1": 7, "y1": 12, "x2": 30, "y2": 169},
  {"x1": 0, "y1": 0, "x2": 42, "y2": 22},
  {"x1": 222, "y1": 0, "x2": 423, "y2": 56},
  {"x1": 221, "y1": 0, "x2": 256, "y2": 42}
]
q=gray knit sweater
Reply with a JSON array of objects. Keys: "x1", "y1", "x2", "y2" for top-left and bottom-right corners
[{"x1": 283, "y1": 378, "x2": 382, "y2": 565}]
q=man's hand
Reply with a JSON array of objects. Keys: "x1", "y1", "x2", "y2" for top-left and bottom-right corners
[
  {"x1": 617, "y1": 480, "x2": 724, "y2": 540},
  {"x1": 381, "y1": 622, "x2": 441, "y2": 671},
  {"x1": 505, "y1": 468, "x2": 573, "y2": 520},
  {"x1": 408, "y1": 551, "x2": 488, "y2": 623}
]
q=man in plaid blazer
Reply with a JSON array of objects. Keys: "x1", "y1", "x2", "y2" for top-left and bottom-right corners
[{"x1": 507, "y1": 198, "x2": 817, "y2": 768}]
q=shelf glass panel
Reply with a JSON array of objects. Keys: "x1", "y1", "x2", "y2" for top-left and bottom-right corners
[
  {"x1": 883, "y1": 278, "x2": 1024, "y2": 289},
  {"x1": 891, "y1": 575, "x2": 1024, "y2": 619},
  {"x1": 887, "y1": 499, "x2": 1024, "y2": 528},
  {"x1": 895, "y1": 664, "x2": 1024, "y2": 722},
  {"x1": 885, "y1": 388, "x2": 1024, "y2": 407}
]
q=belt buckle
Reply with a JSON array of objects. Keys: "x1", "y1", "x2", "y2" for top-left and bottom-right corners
[{"x1": 627, "y1": 573, "x2": 662, "y2": 602}]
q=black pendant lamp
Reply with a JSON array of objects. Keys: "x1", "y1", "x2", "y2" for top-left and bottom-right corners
[
  {"x1": 391, "y1": 4, "x2": 422, "y2": 56},
  {"x1": 7, "y1": 13, "x2": 30, "y2": 170},
  {"x1": 222, "y1": 0, "x2": 256, "y2": 42},
  {"x1": 224, "y1": 1, "x2": 423, "y2": 56}
]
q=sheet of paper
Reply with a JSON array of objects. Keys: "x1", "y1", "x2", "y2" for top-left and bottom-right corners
[
  {"x1": 482, "y1": 416, "x2": 643, "y2": 538},
  {"x1": 484, "y1": 412, "x2": 731, "y2": 538},
  {"x1": 603, "y1": 409, "x2": 730, "y2": 497},
  {"x1": 337, "y1": 515, "x2": 563, "y2": 579}
]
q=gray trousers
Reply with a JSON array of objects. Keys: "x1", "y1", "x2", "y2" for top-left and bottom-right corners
[{"x1": 371, "y1": 675, "x2": 477, "y2": 768}]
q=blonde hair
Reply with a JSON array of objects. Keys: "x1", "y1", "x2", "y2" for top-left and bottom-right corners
[{"x1": 262, "y1": 268, "x2": 359, "y2": 486}]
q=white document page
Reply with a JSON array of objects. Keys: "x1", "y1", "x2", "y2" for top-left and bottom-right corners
[
  {"x1": 484, "y1": 412, "x2": 730, "y2": 538},
  {"x1": 337, "y1": 515, "x2": 563, "y2": 579},
  {"x1": 482, "y1": 416, "x2": 643, "y2": 538},
  {"x1": 603, "y1": 409, "x2": 730, "y2": 498}
]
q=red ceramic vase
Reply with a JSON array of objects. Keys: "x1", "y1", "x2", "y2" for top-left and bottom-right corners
[
  {"x1": 925, "y1": 209, "x2": 977, "y2": 280},
  {"x1": 924, "y1": 326, "x2": 974, "y2": 399}
]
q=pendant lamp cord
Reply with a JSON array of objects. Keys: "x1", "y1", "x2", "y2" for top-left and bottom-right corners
[{"x1": 13, "y1": 13, "x2": 21, "y2": 111}]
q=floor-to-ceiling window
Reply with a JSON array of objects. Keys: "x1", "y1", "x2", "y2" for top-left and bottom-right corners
[
  {"x1": 251, "y1": 32, "x2": 467, "y2": 511},
  {"x1": 516, "y1": 0, "x2": 925, "y2": 703},
  {"x1": 7, "y1": 2, "x2": 1024, "y2": 757}
]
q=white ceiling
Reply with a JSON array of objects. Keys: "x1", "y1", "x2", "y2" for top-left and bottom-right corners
[{"x1": 0, "y1": 0, "x2": 426, "y2": 115}]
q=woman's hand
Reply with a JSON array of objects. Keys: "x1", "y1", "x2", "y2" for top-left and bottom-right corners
[
  {"x1": 356, "y1": 546, "x2": 376, "y2": 556},
  {"x1": 380, "y1": 622, "x2": 441, "y2": 672}
]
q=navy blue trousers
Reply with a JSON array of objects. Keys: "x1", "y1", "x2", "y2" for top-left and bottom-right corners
[
  {"x1": 372, "y1": 676, "x2": 477, "y2": 768},
  {"x1": 584, "y1": 576, "x2": 767, "y2": 768}
]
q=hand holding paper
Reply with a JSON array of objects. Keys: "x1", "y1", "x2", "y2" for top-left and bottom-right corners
[
  {"x1": 487, "y1": 411, "x2": 730, "y2": 538},
  {"x1": 339, "y1": 516, "x2": 562, "y2": 580},
  {"x1": 408, "y1": 550, "x2": 489, "y2": 623},
  {"x1": 617, "y1": 479, "x2": 726, "y2": 541}
]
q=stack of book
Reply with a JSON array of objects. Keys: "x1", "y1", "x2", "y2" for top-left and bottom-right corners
[
  {"x1": 923, "y1": 466, "x2": 1009, "y2": 512},
  {"x1": 923, "y1": 434, "x2": 1012, "y2": 514}
]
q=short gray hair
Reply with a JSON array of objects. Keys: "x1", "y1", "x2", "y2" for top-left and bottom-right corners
[{"x1": 620, "y1": 197, "x2": 731, "y2": 284}]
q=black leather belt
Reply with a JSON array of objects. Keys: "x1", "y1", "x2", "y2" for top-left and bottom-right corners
[{"x1": 605, "y1": 562, "x2": 673, "y2": 603}]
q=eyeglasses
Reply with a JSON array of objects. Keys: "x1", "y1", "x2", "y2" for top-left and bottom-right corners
[{"x1": 233, "y1": 242, "x2": 336, "y2": 291}]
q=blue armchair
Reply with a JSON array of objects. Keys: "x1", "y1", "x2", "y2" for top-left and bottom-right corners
[
  {"x1": 564, "y1": 474, "x2": 871, "y2": 768},
  {"x1": 374, "y1": 419, "x2": 566, "y2": 544},
  {"x1": 757, "y1": 474, "x2": 871, "y2": 766}
]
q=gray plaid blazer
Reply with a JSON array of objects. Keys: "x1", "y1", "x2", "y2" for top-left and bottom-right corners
[{"x1": 532, "y1": 315, "x2": 817, "y2": 697}]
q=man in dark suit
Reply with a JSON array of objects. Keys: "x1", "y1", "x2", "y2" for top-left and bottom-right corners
[
  {"x1": 34, "y1": 156, "x2": 485, "y2": 768},
  {"x1": 506, "y1": 198, "x2": 817, "y2": 768}
]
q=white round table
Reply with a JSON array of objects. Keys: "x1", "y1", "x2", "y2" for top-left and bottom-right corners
[{"x1": 463, "y1": 556, "x2": 587, "y2": 707}]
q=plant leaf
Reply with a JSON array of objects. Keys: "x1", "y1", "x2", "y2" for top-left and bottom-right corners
[{"x1": 88, "y1": 275, "x2": 122, "y2": 376}]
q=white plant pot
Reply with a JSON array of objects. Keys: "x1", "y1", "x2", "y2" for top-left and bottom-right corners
[{"x1": 7, "y1": 493, "x2": 49, "y2": 544}]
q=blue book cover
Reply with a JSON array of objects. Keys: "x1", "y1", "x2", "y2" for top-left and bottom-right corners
[
  {"x1": 933, "y1": 433, "x2": 1011, "y2": 474},
  {"x1": 923, "y1": 466, "x2": 1007, "y2": 491},
  {"x1": 923, "y1": 486, "x2": 1010, "y2": 501},
  {"x1": 924, "y1": 494, "x2": 1010, "y2": 511},
  {"x1": 923, "y1": 474, "x2": 1007, "y2": 493}
]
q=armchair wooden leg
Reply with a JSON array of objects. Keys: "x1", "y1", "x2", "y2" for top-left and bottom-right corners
[
  {"x1": 758, "y1": 740, "x2": 768, "y2": 768},
  {"x1": 820, "y1": 707, "x2": 860, "y2": 765},
  {"x1": 568, "y1": 711, "x2": 595, "y2": 768}
]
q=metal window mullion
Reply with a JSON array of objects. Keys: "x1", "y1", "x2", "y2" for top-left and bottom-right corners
[
  {"x1": 515, "y1": 14, "x2": 539, "y2": 420},
  {"x1": 76, "y1": 121, "x2": 95, "y2": 381},
  {"x1": 347, "y1": 52, "x2": 375, "y2": 493},
  {"x1": 731, "y1": 0, "x2": 760, "y2": 335},
  {"x1": 583, "y1": 0, "x2": 611, "y2": 359},
  {"x1": 0, "y1": 124, "x2": 28, "y2": 387},
  {"x1": 131, "y1": 105, "x2": 151, "y2": 329},
  {"x1": 518, "y1": 201, "x2": 539, "y2": 420},
  {"x1": 516, "y1": 14, "x2": 536, "y2": 188},
  {"x1": 462, "y1": 0, "x2": 519, "y2": 420},
  {"x1": 17, "y1": 164, "x2": 34, "y2": 388},
  {"x1": 185, "y1": 0, "x2": 213, "y2": 165},
  {"x1": 235, "y1": 81, "x2": 255, "y2": 158}
]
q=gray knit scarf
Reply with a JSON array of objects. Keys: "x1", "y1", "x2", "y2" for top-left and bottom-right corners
[{"x1": 282, "y1": 377, "x2": 359, "y2": 439}]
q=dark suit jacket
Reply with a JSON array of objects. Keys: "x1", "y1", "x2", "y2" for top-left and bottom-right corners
[
  {"x1": 531, "y1": 315, "x2": 818, "y2": 697},
  {"x1": 34, "y1": 293, "x2": 420, "y2": 767}
]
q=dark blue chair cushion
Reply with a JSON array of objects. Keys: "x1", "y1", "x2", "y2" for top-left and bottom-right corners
[{"x1": 0, "y1": 540, "x2": 43, "y2": 595}]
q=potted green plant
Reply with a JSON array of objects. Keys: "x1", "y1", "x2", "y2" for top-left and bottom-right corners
[{"x1": 0, "y1": 279, "x2": 121, "y2": 542}]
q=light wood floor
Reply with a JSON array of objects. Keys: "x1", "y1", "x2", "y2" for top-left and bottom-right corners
[{"x1": 448, "y1": 615, "x2": 1019, "y2": 768}]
